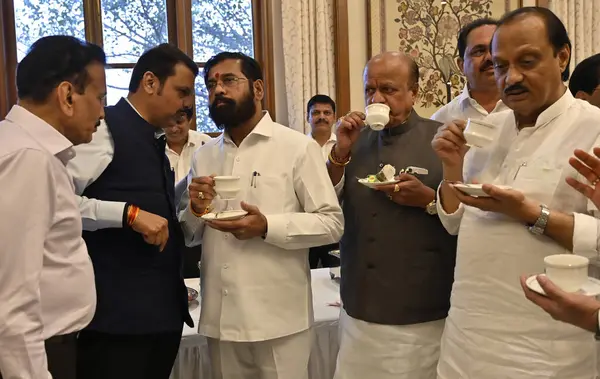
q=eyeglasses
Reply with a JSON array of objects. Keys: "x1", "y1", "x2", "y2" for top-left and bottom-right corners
[{"x1": 206, "y1": 76, "x2": 248, "y2": 91}]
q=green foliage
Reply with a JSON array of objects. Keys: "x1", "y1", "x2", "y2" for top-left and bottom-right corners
[{"x1": 14, "y1": 0, "x2": 254, "y2": 132}]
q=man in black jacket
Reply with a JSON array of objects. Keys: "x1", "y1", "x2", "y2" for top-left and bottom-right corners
[{"x1": 67, "y1": 44, "x2": 197, "y2": 379}]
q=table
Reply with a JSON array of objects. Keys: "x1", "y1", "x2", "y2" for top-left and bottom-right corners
[{"x1": 170, "y1": 268, "x2": 342, "y2": 379}]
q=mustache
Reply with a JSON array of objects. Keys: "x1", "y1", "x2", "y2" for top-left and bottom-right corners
[
  {"x1": 316, "y1": 119, "x2": 329, "y2": 124},
  {"x1": 212, "y1": 96, "x2": 236, "y2": 106},
  {"x1": 504, "y1": 84, "x2": 528, "y2": 95}
]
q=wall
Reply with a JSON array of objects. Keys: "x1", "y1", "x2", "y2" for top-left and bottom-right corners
[
  {"x1": 347, "y1": 0, "x2": 369, "y2": 112},
  {"x1": 270, "y1": 0, "x2": 289, "y2": 126}
]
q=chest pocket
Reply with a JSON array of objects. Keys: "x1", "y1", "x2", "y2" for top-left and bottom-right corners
[
  {"x1": 512, "y1": 162, "x2": 563, "y2": 207},
  {"x1": 247, "y1": 175, "x2": 286, "y2": 214}
]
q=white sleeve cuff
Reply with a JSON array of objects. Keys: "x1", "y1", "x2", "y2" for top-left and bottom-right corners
[
  {"x1": 436, "y1": 183, "x2": 464, "y2": 235},
  {"x1": 99, "y1": 201, "x2": 126, "y2": 228},
  {"x1": 334, "y1": 172, "x2": 345, "y2": 197},
  {"x1": 179, "y1": 205, "x2": 204, "y2": 246},
  {"x1": 263, "y1": 214, "x2": 289, "y2": 247},
  {"x1": 572, "y1": 212, "x2": 600, "y2": 258}
]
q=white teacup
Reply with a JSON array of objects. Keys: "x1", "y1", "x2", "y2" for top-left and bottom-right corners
[
  {"x1": 544, "y1": 254, "x2": 589, "y2": 292},
  {"x1": 213, "y1": 176, "x2": 241, "y2": 200},
  {"x1": 463, "y1": 118, "x2": 497, "y2": 148},
  {"x1": 365, "y1": 103, "x2": 390, "y2": 131}
]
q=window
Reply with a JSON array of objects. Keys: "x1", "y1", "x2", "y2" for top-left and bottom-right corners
[
  {"x1": 192, "y1": 0, "x2": 254, "y2": 133},
  {"x1": 0, "y1": 0, "x2": 273, "y2": 135}
]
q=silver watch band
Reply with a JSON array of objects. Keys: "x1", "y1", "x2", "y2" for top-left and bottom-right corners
[{"x1": 528, "y1": 204, "x2": 550, "y2": 235}]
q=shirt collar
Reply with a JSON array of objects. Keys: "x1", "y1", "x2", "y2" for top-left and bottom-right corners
[
  {"x1": 221, "y1": 111, "x2": 274, "y2": 145},
  {"x1": 532, "y1": 87, "x2": 575, "y2": 128},
  {"x1": 120, "y1": 97, "x2": 165, "y2": 139},
  {"x1": 306, "y1": 130, "x2": 337, "y2": 143},
  {"x1": 380, "y1": 109, "x2": 419, "y2": 138},
  {"x1": 5, "y1": 105, "x2": 75, "y2": 163},
  {"x1": 457, "y1": 84, "x2": 471, "y2": 107}
]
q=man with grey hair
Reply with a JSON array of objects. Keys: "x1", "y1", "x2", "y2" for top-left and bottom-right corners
[{"x1": 328, "y1": 52, "x2": 457, "y2": 379}]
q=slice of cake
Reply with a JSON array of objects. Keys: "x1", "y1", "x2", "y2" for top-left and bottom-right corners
[{"x1": 375, "y1": 164, "x2": 396, "y2": 182}]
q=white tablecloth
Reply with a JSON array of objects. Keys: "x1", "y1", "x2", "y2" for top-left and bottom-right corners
[{"x1": 170, "y1": 268, "x2": 341, "y2": 379}]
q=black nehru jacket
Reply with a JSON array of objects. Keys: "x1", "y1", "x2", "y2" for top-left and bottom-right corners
[
  {"x1": 82, "y1": 99, "x2": 192, "y2": 334},
  {"x1": 340, "y1": 111, "x2": 457, "y2": 325}
]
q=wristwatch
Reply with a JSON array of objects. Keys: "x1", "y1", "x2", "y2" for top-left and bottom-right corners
[
  {"x1": 527, "y1": 204, "x2": 550, "y2": 235},
  {"x1": 425, "y1": 199, "x2": 438, "y2": 215}
]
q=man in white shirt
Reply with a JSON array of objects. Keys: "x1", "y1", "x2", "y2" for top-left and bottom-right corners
[
  {"x1": 432, "y1": 7, "x2": 600, "y2": 378},
  {"x1": 306, "y1": 94, "x2": 337, "y2": 160},
  {"x1": 431, "y1": 18, "x2": 507, "y2": 124},
  {"x1": 164, "y1": 109, "x2": 212, "y2": 183},
  {"x1": 67, "y1": 44, "x2": 198, "y2": 379},
  {"x1": 0, "y1": 35, "x2": 103, "y2": 379},
  {"x1": 306, "y1": 94, "x2": 340, "y2": 268},
  {"x1": 178, "y1": 52, "x2": 344, "y2": 379},
  {"x1": 569, "y1": 53, "x2": 600, "y2": 108}
]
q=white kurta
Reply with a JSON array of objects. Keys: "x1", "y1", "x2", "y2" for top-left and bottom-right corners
[
  {"x1": 178, "y1": 112, "x2": 344, "y2": 342},
  {"x1": 431, "y1": 84, "x2": 508, "y2": 124},
  {"x1": 437, "y1": 90, "x2": 600, "y2": 379}
]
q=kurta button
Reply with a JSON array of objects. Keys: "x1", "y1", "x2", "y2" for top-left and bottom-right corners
[
  {"x1": 379, "y1": 163, "x2": 384, "y2": 168},
  {"x1": 223, "y1": 289, "x2": 228, "y2": 295},
  {"x1": 367, "y1": 237, "x2": 375, "y2": 243},
  {"x1": 367, "y1": 263, "x2": 375, "y2": 269},
  {"x1": 223, "y1": 264, "x2": 229, "y2": 269},
  {"x1": 236, "y1": 157, "x2": 240, "y2": 162},
  {"x1": 372, "y1": 212, "x2": 377, "y2": 217}
]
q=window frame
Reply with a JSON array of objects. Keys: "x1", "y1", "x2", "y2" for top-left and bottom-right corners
[{"x1": 0, "y1": 0, "x2": 273, "y2": 137}]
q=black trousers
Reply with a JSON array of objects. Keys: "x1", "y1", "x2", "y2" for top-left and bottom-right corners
[
  {"x1": 76, "y1": 329, "x2": 182, "y2": 379},
  {"x1": 0, "y1": 333, "x2": 77, "y2": 379},
  {"x1": 309, "y1": 243, "x2": 340, "y2": 269}
]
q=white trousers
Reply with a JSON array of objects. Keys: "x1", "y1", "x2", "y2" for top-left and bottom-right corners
[
  {"x1": 334, "y1": 309, "x2": 445, "y2": 379},
  {"x1": 207, "y1": 329, "x2": 312, "y2": 379}
]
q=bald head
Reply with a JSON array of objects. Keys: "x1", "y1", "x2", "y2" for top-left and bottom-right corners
[
  {"x1": 363, "y1": 51, "x2": 419, "y2": 128},
  {"x1": 365, "y1": 52, "x2": 419, "y2": 86}
]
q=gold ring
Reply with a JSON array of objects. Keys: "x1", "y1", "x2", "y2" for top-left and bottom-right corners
[
  {"x1": 394, "y1": 184, "x2": 400, "y2": 193},
  {"x1": 198, "y1": 191, "x2": 205, "y2": 200}
]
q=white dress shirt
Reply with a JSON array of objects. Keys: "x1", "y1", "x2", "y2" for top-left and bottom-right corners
[
  {"x1": 66, "y1": 98, "x2": 162, "y2": 230},
  {"x1": 179, "y1": 112, "x2": 344, "y2": 342},
  {"x1": 307, "y1": 131, "x2": 337, "y2": 162},
  {"x1": 431, "y1": 84, "x2": 508, "y2": 124},
  {"x1": 166, "y1": 130, "x2": 213, "y2": 183},
  {"x1": 436, "y1": 90, "x2": 600, "y2": 378},
  {"x1": 0, "y1": 106, "x2": 96, "y2": 379}
]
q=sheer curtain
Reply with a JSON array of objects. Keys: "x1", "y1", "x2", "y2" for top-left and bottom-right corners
[
  {"x1": 549, "y1": 0, "x2": 600, "y2": 70},
  {"x1": 280, "y1": 0, "x2": 336, "y2": 133}
]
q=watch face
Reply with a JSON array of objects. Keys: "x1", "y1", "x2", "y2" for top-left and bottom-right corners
[{"x1": 426, "y1": 203, "x2": 437, "y2": 215}]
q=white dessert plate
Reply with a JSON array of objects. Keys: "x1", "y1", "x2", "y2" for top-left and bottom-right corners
[
  {"x1": 526, "y1": 274, "x2": 600, "y2": 297},
  {"x1": 452, "y1": 183, "x2": 512, "y2": 197},
  {"x1": 201, "y1": 210, "x2": 248, "y2": 221},
  {"x1": 357, "y1": 178, "x2": 400, "y2": 188}
]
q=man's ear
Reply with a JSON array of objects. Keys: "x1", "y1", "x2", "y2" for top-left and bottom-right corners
[
  {"x1": 56, "y1": 81, "x2": 75, "y2": 116},
  {"x1": 575, "y1": 90, "x2": 591, "y2": 101}
]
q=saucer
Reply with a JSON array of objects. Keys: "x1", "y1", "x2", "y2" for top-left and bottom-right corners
[
  {"x1": 525, "y1": 274, "x2": 600, "y2": 297},
  {"x1": 201, "y1": 210, "x2": 248, "y2": 221},
  {"x1": 357, "y1": 178, "x2": 400, "y2": 189},
  {"x1": 452, "y1": 183, "x2": 512, "y2": 197}
]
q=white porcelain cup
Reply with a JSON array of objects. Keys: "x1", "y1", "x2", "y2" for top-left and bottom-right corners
[
  {"x1": 365, "y1": 103, "x2": 390, "y2": 131},
  {"x1": 463, "y1": 118, "x2": 497, "y2": 148},
  {"x1": 213, "y1": 176, "x2": 241, "y2": 200},
  {"x1": 544, "y1": 254, "x2": 589, "y2": 292}
]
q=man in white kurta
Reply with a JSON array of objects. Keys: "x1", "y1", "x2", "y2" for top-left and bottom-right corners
[
  {"x1": 178, "y1": 52, "x2": 344, "y2": 379},
  {"x1": 431, "y1": 18, "x2": 507, "y2": 124},
  {"x1": 433, "y1": 8, "x2": 600, "y2": 379}
]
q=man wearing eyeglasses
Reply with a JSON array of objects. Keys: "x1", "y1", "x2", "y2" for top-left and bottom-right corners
[
  {"x1": 569, "y1": 53, "x2": 600, "y2": 108},
  {"x1": 178, "y1": 52, "x2": 343, "y2": 379}
]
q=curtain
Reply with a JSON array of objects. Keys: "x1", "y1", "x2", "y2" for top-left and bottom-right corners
[
  {"x1": 549, "y1": 0, "x2": 600, "y2": 71},
  {"x1": 280, "y1": 0, "x2": 336, "y2": 133}
]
